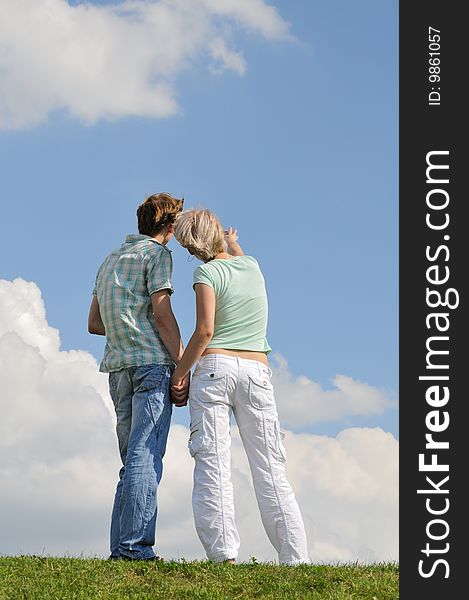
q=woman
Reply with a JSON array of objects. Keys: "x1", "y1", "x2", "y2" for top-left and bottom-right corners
[{"x1": 172, "y1": 209, "x2": 309, "y2": 565}]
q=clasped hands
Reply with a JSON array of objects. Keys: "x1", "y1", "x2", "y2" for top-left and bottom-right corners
[{"x1": 170, "y1": 370, "x2": 190, "y2": 407}]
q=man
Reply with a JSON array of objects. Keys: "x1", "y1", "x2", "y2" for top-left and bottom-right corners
[{"x1": 88, "y1": 192, "x2": 189, "y2": 561}]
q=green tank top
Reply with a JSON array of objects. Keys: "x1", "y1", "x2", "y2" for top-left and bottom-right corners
[{"x1": 193, "y1": 255, "x2": 271, "y2": 354}]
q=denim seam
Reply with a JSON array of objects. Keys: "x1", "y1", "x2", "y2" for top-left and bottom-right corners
[{"x1": 141, "y1": 388, "x2": 169, "y2": 534}]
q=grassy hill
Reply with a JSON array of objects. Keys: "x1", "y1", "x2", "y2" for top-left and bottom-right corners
[{"x1": 0, "y1": 556, "x2": 398, "y2": 599}]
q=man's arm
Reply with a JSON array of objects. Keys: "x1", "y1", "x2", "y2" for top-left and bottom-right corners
[
  {"x1": 151, "y1": 290, "x2": 184, "y2": 363},
  {"x1": 225, "y1": 227, "x2": 244, "y2": 256},
  {"x1": 151, "y1": 290, "x2": 189, "y2": 406},
  {"x1": 88, "y1": 296, "x2": 105, "y2": 335}
]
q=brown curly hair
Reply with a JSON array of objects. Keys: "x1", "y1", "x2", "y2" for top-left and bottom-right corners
[{"x1": 137, "y1": 193, "x2": 184, "y2": 236}]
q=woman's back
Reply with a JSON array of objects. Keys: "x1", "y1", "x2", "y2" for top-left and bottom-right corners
[{"x1": 193, "y1": 255, "x2": 271, "y2": 354}]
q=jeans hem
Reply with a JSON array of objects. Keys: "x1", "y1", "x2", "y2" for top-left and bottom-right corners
[{"x1": 119, "y1": 548, "x2": 156, "y2": 561}]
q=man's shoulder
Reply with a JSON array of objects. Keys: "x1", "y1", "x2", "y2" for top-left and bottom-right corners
[
  {"x1": 148, "y1": 240, "x2": 172, "y2": 256},
  {"x1": 109, "y1": 237, "x2": 170, "y2": 260},
  {"x1": 131, "y1": 239, "x2": 172, "y2": 263},
  {"x1": 124, "y1": 234, "x2": 170, "y2": 250},
  {"x1": 96, "y1": 245, "x2": 119, "y2": 270},
  {"x1": 95, "y1": 238, "x2": 172, "y2": 284}
]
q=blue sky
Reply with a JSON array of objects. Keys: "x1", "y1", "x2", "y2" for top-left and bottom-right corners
[{"x1": 0, "y1": 0, "x2": 398, "y2": 437}]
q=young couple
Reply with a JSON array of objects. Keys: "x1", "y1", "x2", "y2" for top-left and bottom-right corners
[{"x1": 88, "y1": 192, "x2": 310, "y2": 564}]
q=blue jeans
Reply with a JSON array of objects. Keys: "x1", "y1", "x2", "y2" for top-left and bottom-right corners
[{"x1": 108, "y1": 364, "x2": 173, "y2": 559}]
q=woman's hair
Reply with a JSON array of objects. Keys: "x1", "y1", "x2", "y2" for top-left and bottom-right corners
[
  {"x1": 137, "y1": 192, "x2": 184, "y2": 236},
  {"x1": 173, "y1": 208, "x2": 226, "y2": 262}
]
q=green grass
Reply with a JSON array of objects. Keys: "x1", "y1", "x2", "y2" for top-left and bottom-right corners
[{"x1": 0, "y1": 557, "x2": 399, "y2": 600}]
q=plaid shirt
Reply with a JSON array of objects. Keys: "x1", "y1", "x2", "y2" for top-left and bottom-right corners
[{"x1": 93, "y1": 234, "x2": 174, "y2": 372}]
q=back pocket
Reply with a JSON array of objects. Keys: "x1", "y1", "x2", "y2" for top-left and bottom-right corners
[
  {"x1": 134, "y1": 365, "x2": 169, "y2": 392},
  {"x1": 196, "y1": 371, "x2": 228, "y2": 402},
  {"x1": 248, "y1": 374, "x2": 275, "y2": 410}
]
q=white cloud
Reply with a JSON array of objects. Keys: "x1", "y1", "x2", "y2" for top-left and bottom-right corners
[
  {"x1": 208, "y1": 38, "x2": 246, "y2": 76},
  {"x1": 271, "y1": 353, "x2": 395, "y2": 429},
  {"x1": 0, "y1": 0, "x2": 291, "y2": 130},
  {"x1": 0, "y1": 278, "x2": 398, "y2": 562}
]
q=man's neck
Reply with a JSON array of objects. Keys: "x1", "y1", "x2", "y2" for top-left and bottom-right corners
[{"x1": 153, "y1": 232, "x2": 167, "y2": 245}]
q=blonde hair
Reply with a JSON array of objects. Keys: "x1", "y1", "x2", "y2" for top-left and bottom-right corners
[{"x1": 174, "y1": 208, "x2": 226, "y2": 262}]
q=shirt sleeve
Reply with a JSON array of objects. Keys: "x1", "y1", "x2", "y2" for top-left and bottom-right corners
[
  {"x1": 193, "y1": 265, "x2": 215, "y2": 290},
  {"x1": 92, "y1": 268, "x2": 100, "y2": 296},
  {"x1": 146, "y1": 248, "x2": 174, "y2": 296}
]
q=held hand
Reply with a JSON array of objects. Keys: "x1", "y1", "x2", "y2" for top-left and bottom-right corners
[{"x1": 171, "y1": 371, "x2": 190, "y2": 407}]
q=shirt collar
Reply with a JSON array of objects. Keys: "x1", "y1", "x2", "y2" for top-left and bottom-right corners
[{"x1": 125, "y1": 234, "x2": 172, "y2": 252}]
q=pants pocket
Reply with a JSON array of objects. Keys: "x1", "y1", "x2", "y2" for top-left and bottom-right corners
[
  {"x1": 108, "y1": 372, "x2": 119, "y2": 408},
  {"x1": 248, "y1": 373, "x2": 275, "y2": 410},
  {"x1": 188, "y1": 418, "x2": 204, "y2": 457},
  {"x1": 196, "y1": 371, "x2": 228, "y2": 402},
  {"x1": 133, "y1": 365, "x2": 170, "y2": 393},
  {"x1": 266, "y1": 419, "x2": 287, "y2": 463},
  {"x1": 277, "y1": 424, "x2": 287, "y2": 462}
]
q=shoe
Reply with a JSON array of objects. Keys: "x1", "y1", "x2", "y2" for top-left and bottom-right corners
[{"x1": 120, "y1": 554, "x2": 163, "y2": 562}]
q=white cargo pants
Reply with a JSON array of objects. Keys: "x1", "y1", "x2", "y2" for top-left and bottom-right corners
[{"x1": 188, "y1": 354, "x2": 310, "y2": 564}]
